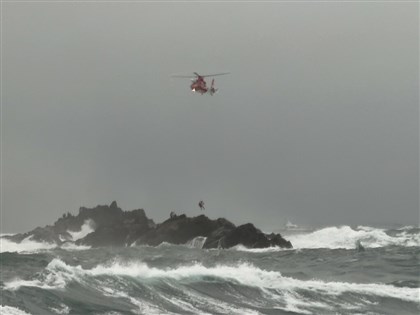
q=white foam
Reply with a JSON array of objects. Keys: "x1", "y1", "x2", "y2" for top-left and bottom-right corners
[
  {"x1": 101, "y1": 286, "x2": 169, "y2": 315},
  {"x1": 0, "y1": 305, "x2": 32, "y2": 315},
  {"x1": 278, "y1": 291, "x2": 332, "y2": 314},
  {"x1": 5, "y1": 258, "x2": 418, "y2": 305},
  {"x1": 4, "y1": 259, "x2": 82, "y2": 291},
  {"x1": 231, "y1": 244, "x2": 285, "y2": 253},
  {"x1": 156, "y1": 242, "x2": 172, "y2": 248},
  {"x1": 67, "y1": 220, "x2": 95, "y2": 241},
  {"x1": 398, "y1": 225, "x2": 417, "y2": 230},
  {"x1": 287, "y1": 225, "x2": 420, "y2": 249},
  {"x1": 0, "y1": 236, "x2": 91, "y2": 253},
  {"x1": 356, "y1": 225, "x2": 385, "y2": 232},
  {"x1": 49, "y1": 304, "x2": 70, "y2": 315},
  {"x1": 60, "y1": 242, "x2": 91, "y2": 251},
  {"x1": 185, "y1": 236, "x2": 207, "y2": 249},
  {"x1": 0, "y1": 236, "x2": 57, "y2": 253},
  {"x1": 5, "y1": 275, "x2": 66, "y2": 291},
  {"x1": 0, "y1": 233, "x2": 16, "y2": 237},
  {"x1": 162, "y1": 282, "x2": 261, "y2": 315}
]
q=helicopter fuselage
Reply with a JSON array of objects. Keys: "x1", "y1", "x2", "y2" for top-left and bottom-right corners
[{"x1": 190, "y1": 76, "x2": 208, "y2": 94}]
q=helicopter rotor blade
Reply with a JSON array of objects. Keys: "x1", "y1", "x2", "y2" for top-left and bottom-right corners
[
  {"x1": 171, "y1": 72, "x2": 230, "y2": 79},
  {"x1": 200, "y1": 72, "x2": 230, "y2": 78},
  {"x1": 170, "y1": 75, "x2": 194, "y2": 79}
]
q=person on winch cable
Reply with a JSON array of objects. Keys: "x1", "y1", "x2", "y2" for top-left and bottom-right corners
[{"x1": 198, "y1": 200, "x2": 205, "y2": 211}]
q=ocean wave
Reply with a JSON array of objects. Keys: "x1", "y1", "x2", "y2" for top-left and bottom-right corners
[
  {"x1": 103, "y1": 282, "x2": 261, "y2": 315},
  {"x1": 0, "y1": 233, "x2": 16, "y2": 237},
  {"x1": 5, "y1": 258, "x2": 419, "y2": 304},
  {"x1": 0, "y1": 236, "x2": 57, "y2": 253},
  {"x1": 49, "y1": 304, "x2": 70, "y2": 315},
  {"x1": 67, "y1": 220, "x2": 95, "y2": 241},
  {"x1": 0, "y1": 236, "x2": 90, "y2": 253},
  {"x1": 185, "y1": 236, "x2": 207, "y2": 249},
  {"x1": 230, "y1": 244, "x2": 287, "y2": 253},
  {"x1": 60, "y1": 242, "x2": 91, "y2": 251},
  {"x1": 287, "y1": 225, "x2": 420, "y2": 249},
  {"x1": 391, "y1": 225, "x2": 418, "y2": 231},
  {"x1": 0, "y1": 305, "x2": 32, "y2": 315}
]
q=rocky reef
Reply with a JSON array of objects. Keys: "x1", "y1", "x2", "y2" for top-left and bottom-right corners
[{"x1": 4, "y1": 202, "x2": 292, "y2": 249}]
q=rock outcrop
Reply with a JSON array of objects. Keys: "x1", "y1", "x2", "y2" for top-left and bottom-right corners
[{"x1": 4, "y1": 202, "x2": 292, "y2": 249}]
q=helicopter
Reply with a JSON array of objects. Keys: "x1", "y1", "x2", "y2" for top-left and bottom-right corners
[{"x1": 171, "y1": 72, "x2": 229, "y2": 95}]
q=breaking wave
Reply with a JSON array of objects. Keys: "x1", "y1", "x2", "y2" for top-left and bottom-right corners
[
  {"x1": 67, "y1": 219, "x2": 95, "y2": 241},
  {"x1": 286, "y1": 225, "x2": 420, "y2": 249},
  {"x1": 6, "y1": 258, "x2": 419, "y2": 304},
  {"x1": 0, "y1": 236, "x2": 57, "y2": 253},
  {"x1": 230, "y1": 244, "x2": 286, "y2": 253},
  {"x1": 3, "y1": 237, "x2": 419, "y2": 315},
  {"x1": 185, "y1": 236, "x2": 207, "y2": 249},
  {"x1": 0, "y1": 236, "x2": 90, "y2": 253},
  {"x1": 0, "y1": 305, "x2": 32, "y2": 315}
]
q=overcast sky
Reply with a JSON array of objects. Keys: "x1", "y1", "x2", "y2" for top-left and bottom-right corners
[{"x1": 2, "y1": 2, "x2": 418, "y2": 233}]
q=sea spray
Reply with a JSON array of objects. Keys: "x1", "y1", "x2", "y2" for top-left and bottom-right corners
[
  {"x1": 286, "y1": 225, "x2": 420, "y2": 249},
  {"x1": 5, "y1": 258, "x2": 419, "y2": 303},
  {"x1": 0, "y1": 306, "x2": 32, "y2": 315},
  {"x1": 0, "y1": 236, "x2": 91, "y2": 253},
  {"x1": 2, "y1": 226, "x2": 419, "y2": 315},
  {"x1": 0, "y1": 236, "x2": 57, "y2": 253},
  {"x1": 67, "y1": 219, "x2": 95, "y2": 241},
  {"x1": 186, "y1": 236, "x2": 207, "y2": 249}
]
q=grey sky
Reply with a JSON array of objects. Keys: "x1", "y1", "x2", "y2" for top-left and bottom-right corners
[{"x1": 2, "y1": 2, "x2": 419, "y2": 233}]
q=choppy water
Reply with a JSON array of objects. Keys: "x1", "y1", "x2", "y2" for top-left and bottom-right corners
[{"x1": 1, "y1": 225, "x2": 419, "y2": 315}]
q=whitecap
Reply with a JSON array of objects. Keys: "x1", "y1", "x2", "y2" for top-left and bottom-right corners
[
  {"x1": 185, "y1": 236, "x2": 207, "y2": 249},
  {"x1": 287, "y1": 225, "x2": 420, "y2": 249},
  {"x1": 0, "y1": 305, "x2": 32, "y2": 315},
  {"x1": 67, "y1": 220, "x2": 95, "y2": 241},
  {"x1": 230, "y1": 244, "x2": 286, "y2": 253},
  {"x1": 49, "y1": 304, "x2": 70, "y2": 315},
  {"x1": 0, "y1": 236, "x2": 57, "y2": 253},
  {"x1": 0, "y1": 236, "x2": 91, "y2": 253},
  {"x1": 5, "y1": 258, "x2": 418, "y2": 304},
  {"x1": 60, "y1": 242, "x2": 91, "y2": 251}
]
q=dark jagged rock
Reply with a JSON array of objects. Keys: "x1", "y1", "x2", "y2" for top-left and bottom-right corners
[
  {"x1": 136, "y1": 214, "x2": 236, "y2": 247},
  {"x1": 267, "y1": 232, "x2": 293, "y2": 248},
  {"x1": 6, "y1": 225, "x2": 68, "y2": 244},
  {"x1": 220, "y1": 224, "x2": 292, "y2": 249},
  {"x1": 3, "y1": 202, "x2": 292, "y2": 249},
  {"x1": 5, "y1": 201, "x2": 155, "y2": 247}
]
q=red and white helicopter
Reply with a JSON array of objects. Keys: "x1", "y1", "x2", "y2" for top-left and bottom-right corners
[{"x1": 171, "y1": 72, "x2": 229, "y2": 95}]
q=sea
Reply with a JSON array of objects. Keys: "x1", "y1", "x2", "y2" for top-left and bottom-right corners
[{"x1": 1, "y1": 224, "x2": 419, "y2": 315}]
